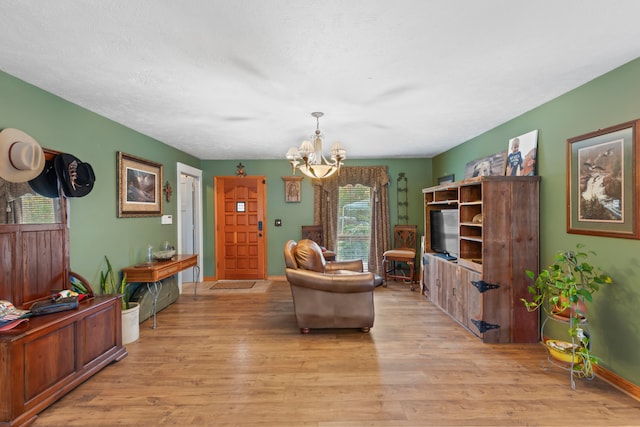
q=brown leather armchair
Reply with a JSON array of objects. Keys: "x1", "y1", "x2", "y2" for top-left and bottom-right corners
[{"x1": 284, "y1": 239, "x2": 375, "y2": 334}]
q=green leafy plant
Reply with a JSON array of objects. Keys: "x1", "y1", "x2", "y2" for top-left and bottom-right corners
[
  {"x1": 100, "y1": 256, "x2": 130, "y2": 310},
  {"x1": 521, "y1": 243, "x2": 612, "y2": 378}
]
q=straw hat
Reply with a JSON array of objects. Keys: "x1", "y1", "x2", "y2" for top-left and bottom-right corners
[{"x1": 0, "y1": 128, "x2": 45, "y2": 183}]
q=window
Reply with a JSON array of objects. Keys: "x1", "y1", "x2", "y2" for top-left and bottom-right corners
[
  {"x1": 337, "y1": 184, "x2": 370, "y2": 267},
  {"x1": 18, "y1": 193, "x2": 60, "y2": 224},
  {"x1": 1, "y1": 179, "x2": 62, "y2": 225}
]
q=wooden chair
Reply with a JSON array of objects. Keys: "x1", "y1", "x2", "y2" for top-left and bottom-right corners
[
  {"x1": 382, "y1": 224, "x2": 418, "y2": 290},
  {"x1": 301, "y1": 225, "x2": 336, "y2": 261}
]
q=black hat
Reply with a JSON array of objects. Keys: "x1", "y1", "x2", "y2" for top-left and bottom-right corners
[
  {"x1": 28, "y1": 159, "x2": 60, "y2": 198},
  {"x1": 54, "y1": 153, "x2": 95, "y2": 197}
]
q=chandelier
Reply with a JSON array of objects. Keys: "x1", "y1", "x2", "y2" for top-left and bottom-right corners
[{"x1": 286, "y1": 112, "x2": 346, "y2": 179}]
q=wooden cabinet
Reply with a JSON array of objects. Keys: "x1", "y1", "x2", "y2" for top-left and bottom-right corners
[
  {"x1": 0, "y1": 297, "x2": 127, "y2": 427},
  {"x1": 422, "y1": 176, "x2": 540, "y2": 343},
  {"x1": 1, "y1": 155, "x2": 126, "y2": 426}
]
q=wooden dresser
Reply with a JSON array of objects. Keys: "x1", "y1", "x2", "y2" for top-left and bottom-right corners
[{"x1": 0, "y1": 150, "x2": 127, "y2": 427}]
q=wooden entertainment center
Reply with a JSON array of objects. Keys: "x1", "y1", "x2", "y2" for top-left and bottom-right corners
[
  {"x1": 422, "y1": 176, "x2": 540, "y2": 343},
  {"x1": 0, "y1": 150, "x2": 127, "y2": 427}
]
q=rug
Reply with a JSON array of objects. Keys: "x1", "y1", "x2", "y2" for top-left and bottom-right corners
[{"x1": 210, "y1": 281, "x2": 255, "y2": 290}]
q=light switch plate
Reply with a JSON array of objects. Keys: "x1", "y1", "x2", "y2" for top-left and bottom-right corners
[{"x1": 161, "y1": 214, "x2": 173, "y2": 225}]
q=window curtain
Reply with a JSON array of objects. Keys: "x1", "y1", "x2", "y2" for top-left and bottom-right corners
[
  {"x1": 0, "y1": 180, "x2": 32, "y2": 224},
  {"x1": 312, "y1": 166, "x2": 390, "y2": 276}
]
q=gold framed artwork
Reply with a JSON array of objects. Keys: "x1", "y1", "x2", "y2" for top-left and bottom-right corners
[
  {"x1": 117, "y1": 152, "x2": 163, "y2": 218},
  {"x1": 566, "y1": 119, "x2": 640, "y2": 239},
  {"x1": 282, "y1": 176, "x2": 303, "y2": 203}
]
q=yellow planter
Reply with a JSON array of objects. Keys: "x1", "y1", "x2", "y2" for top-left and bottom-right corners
[{"x1": 545, "y1": 339, "x2": 581, "y2": 364}]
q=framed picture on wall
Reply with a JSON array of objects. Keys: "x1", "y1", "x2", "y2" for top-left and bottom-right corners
[
  {"x1": 566, "y1": 119, "x2": 640, "y2": 239},
  {"x1": 117, "y1": 152, "x2": 163, "y2": 217},
  {"x1": 282, "y1": 176, "x2": 303, "y2": 203}
]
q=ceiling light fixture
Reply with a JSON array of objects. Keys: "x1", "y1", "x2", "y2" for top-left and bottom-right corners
[{"x1": 286, "y1": 112, "x2": 346, "y2": 179}]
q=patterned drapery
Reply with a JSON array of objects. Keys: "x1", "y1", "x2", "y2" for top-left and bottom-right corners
[{"x1": 312, "y1": 166, "x2": 390, "y2": 276}]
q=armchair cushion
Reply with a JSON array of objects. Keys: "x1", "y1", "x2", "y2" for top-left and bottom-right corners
[
  {"x1": 293, "y1": 239, "x2": 326, "y2": 272},
  {"x1": 285, "y1": 269, "x2": 375, "y2": 293},
  {"x1": 325, "y1": 259, "x2": 364, "y2": 273}
]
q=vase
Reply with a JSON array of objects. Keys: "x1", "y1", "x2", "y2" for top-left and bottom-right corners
[{"x1": 121, "y1": 302, "x2": 140, "y2": 345}]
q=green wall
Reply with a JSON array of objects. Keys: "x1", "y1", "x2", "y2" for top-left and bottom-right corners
[
  {"x1": 1, "y1": 69, "x2": 432, "y2": 282},
  {"x1": 0, "y1": 71, "x2": 200, "y2": 285},
  {"x1": 200, "y1": 158, "x2": 432, "y2": 278},
  {"x1": 432, "y1": 57, "x2": 640, "y2": 386},
  {"x1": 4, "y1": 54, "x2": 638, "y2": 388}
]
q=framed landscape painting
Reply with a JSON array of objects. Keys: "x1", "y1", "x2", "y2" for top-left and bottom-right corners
[
  {"x1": 117, "y1": 152, "x2": 163, "y2": 218},
  {"x1": 566, "y1": 119, "x2": 640, "y2": 239}
]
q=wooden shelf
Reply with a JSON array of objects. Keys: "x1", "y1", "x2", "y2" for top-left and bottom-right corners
[{"x1": 422, "y1": 176, "x2": 540, "y2": 344}]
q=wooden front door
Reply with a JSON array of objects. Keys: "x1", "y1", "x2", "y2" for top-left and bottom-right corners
[{"x1": 214, "y1": 176, "x2": 267, "y2": 280}]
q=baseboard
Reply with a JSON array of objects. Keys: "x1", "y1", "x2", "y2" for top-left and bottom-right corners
[{"x1": 594, "y1": 364, "x2": 640, "y2": 402}]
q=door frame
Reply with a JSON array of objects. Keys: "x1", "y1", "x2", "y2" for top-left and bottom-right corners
[
  {"x1": 214, "y1": 175, "x2": 268, "y2": 280},
  {"x1": 176, "y1": 162, "x2": 204, "y2": 290}
]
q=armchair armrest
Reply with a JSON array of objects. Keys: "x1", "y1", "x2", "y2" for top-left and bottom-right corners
[
  {"x1": 325, "y1": 259, "x2": 363, "y2": 273},
  {"x1": 285, "y1": 268, "x2": 375, "y2": 293}
]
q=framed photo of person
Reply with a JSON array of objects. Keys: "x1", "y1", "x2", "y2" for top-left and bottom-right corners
[
  {"x1": 505, "y1": 129, "x2": 538, "y2": 176},
  {"x1": 566, "y1": 119, "x2": 640, "y2": 239}
]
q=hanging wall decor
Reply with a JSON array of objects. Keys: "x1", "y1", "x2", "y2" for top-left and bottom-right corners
[
  {"x1": 282, "y1": 176, "x2": 303, "y2": 203},
  {"x1": 397, "y1": 172, "x2": 408, "y2": 223},
  {"x1": 566, "y1": 119, "x2": 639, "y2": 239},
  {"x1": 117, "y1": 152, "x2": 163, "y2": 218},
  {"x1": 163, "y1": 181, "x2": 172, "y2": 202}
]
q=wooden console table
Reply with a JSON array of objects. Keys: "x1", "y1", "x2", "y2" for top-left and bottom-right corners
[{"x1": 122, "y1": 254, "x2": 199, "y2": 328}]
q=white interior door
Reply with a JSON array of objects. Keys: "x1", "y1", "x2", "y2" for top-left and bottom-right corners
[{"x1": 177, "y1": 162, "x2": 203, "y2": 291}]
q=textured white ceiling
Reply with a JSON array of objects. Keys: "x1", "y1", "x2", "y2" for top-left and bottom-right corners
[{"x1": 1, "y1": 1, "x2": 639, "y2": 160}]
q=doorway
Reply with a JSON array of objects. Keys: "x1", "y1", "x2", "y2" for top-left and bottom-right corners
[
  {"x1": 177, "y1": 163, "x2": 203, "y2": 290},
  {"x1": 214, "y1": 176, "x2": 267, "y2": 280}
]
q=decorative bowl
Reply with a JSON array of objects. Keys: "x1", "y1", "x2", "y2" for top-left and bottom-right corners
[
  {"x1": 153, "y1": 249, "x2": 176, "y2": 260},
  {"x1": 545, "y1": 339, "x2": 580, "y2": 364}
]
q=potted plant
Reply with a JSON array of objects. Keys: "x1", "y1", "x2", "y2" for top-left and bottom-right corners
[
  {"x1": 521, "y1": 243, "x2": 612, "y2": 379},
  {"x1": 100, "y1": 256, "x2": 140, "y2": 344}
]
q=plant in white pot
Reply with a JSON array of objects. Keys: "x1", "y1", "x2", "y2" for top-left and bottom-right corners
[
  {"x1": 521, "y1": 243, "x2": 612, "y2": 379},
  {"x1": 100, "y1": 256, "x2": 139, "y2": 345}
]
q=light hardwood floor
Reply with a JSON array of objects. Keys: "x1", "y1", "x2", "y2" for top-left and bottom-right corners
[{"x1": 34, "y1": 280, "x2": 640, "y2": 426}]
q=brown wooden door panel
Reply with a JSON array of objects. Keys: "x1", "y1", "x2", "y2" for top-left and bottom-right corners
[{"x1": 214, "y1": 176, "x2": 267, "y2": 280}]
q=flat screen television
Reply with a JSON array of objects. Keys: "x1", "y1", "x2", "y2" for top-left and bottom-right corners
[{"x1": 430, "y1": 209, "x2": 459, "y2": 260}]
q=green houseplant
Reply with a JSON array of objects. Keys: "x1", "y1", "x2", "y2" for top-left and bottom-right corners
[
  {"x1": 521, "y1": 243, "x2": 612, "y2": 379},
  {"x1": 100, "y1": 256, "x2": 130, "y2": 310},
  {"x1": 100, "y1": 256, "x2": 140, "y2": 344}
]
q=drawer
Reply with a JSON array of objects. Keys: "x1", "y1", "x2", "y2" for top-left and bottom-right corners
[{"x1": 156, "y1": 263, "x2": 180, "y2": 279}]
